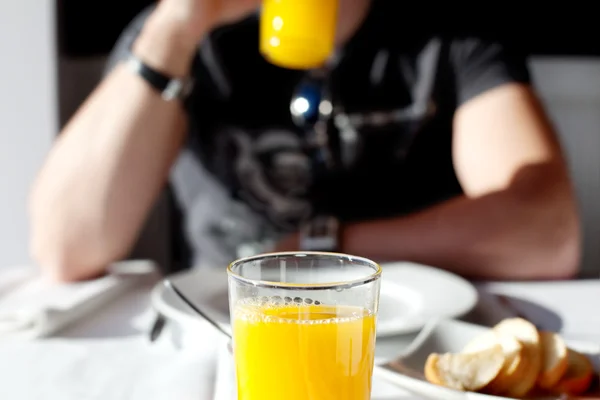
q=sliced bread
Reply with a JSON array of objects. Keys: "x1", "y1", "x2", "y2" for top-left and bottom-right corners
[
  {"x1": 537, "y1": 331, "x2": 569, "y2": 389},
  {"x1": 425, "y1": 345, "x2": 505, "y2": 392},
  {"x1": 493, "y1": 318, "x2": 542, "y2": 397},
  {"x1": 463, "y1": 330, "x2": 524, "y2": 395},
  {"x1": 551, "y1": 348, "x2": 594, "y2": 395}
]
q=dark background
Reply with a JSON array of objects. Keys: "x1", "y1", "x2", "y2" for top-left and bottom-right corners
[
  {"x1": 58, "y1": 0, "x2": 600, "y2": 57},
  {"x1": 58, "y1": 0, "x2": 155, "y2": 56}
]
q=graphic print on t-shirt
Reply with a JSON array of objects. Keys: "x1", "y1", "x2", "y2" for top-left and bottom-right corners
[{"x1": 222, "y1": 126, "x2": 313, "y2": 230}]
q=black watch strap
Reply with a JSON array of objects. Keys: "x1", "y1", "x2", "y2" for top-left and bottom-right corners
[{"x1": 125, "y1": 54, "x2": 194, "y2": 101}]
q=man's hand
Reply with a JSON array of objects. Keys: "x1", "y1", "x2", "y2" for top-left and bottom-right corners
[
  {"x1": 134, "y1": 0, "x2": 260, "y2": 77},
  {"x1": 274, "y1": 234, "x2": 300, "y2": 252},
  {"x1": 154, "y1": 0, "x2": 262, "y2": 46}
]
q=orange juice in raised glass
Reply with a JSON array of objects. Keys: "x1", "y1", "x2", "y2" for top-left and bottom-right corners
[
  {"x1": 260, "y1": 0, "x2": 339, "y2": 69},
  {"x1": 232, "y1": 300, "x2": 377, "y2": 400}
]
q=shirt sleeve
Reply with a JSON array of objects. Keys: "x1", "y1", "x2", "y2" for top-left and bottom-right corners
[{"x1": 450, "y1": 37, "x2": 531, "y2": 106}]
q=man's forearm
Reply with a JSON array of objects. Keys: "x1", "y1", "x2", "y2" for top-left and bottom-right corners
[
  {"x1": 29, "y1": 13, "x2": 206, "y2": 281},
  {"x1": 340, "y1": 163, "x2": 580, "y2": 280}
]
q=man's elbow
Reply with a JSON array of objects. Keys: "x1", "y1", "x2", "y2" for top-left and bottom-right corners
[
  {"x1": 512, "y1": 163, "x2": 582, "y2": 280},
  {"x1": 531, "y1": 195, "x2": 581, "y2": 280},
  {"x1": 30, "y1": 233, "x2": 119, "y2": 282},
  {"x1": 542, "y1": 221, "x2": 581, "y2": 280}
]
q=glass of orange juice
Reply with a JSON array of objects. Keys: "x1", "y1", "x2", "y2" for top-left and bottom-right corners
[
  {"x1": 228, "y1": 251, "x2": 381, "y2": 400},
  {"x1": 260, "y1": 0, "x2": 339, "y2": 70}
]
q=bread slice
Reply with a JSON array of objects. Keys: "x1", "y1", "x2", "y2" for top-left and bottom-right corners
[
  {"x1": 424, "y1": 345, "x2": 505, "y2": 392},
  {"x1": 551, "y1": 348, "x2": 594, "y2": 395},
  {"x1": 537, "y1": 331, "x2": 569, "y2": 389},
  {"x1": 463, "y1": 330, "x2": 524, "y2": 395},
  {"x1": 493, "y1": 318, "x2": 542, "y2": 397}
]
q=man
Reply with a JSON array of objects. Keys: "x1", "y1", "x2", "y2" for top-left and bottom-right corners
[{"x1": 29, "y1": 0, "x2": 581, "y2": 282}]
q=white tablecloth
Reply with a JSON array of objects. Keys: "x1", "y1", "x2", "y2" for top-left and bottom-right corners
[{"x1": 0, "y1": 276, "x2": 598, "y2": 400}]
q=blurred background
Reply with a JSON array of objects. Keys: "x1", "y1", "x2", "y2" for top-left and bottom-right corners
[{"x1": 0, "y1": 1, "x2": 598, "y2": 275}]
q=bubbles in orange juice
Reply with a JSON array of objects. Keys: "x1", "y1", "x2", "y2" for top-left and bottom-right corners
[{"x1": 233, "y1": 296, "x2": 372, "y2": 325}]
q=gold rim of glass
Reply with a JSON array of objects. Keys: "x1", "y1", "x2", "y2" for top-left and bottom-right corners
[{"x1": 226, "y1": 251, "x2": 382, "y2": 290}]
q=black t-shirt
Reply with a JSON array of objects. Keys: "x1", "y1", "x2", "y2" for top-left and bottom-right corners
[{"x1": 108, "y1": 3, "x2": 530, "y2": 267}]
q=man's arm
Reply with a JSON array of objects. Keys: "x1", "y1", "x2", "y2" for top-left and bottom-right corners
[
  {"x1": 29, "y1": 9, "x2": 201, "y2": 282},
  {"x1": 280, "y1": 40, "x2": 580, "y2": 280},
  {"x1": 339, "y1": 83, "x2": 580, "y2": 280}
]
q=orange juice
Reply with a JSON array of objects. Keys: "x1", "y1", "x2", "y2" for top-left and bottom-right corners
[
  {"x1": 232, "y1": 299, "x2": 376, "y2": 400},
  {"x1": 260, "y1": 0, "x2": 339, "y2": 69}
]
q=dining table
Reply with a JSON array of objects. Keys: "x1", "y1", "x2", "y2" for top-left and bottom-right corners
[{"x1": 0, "y1": 263, "x2": 598, "y2": 400}]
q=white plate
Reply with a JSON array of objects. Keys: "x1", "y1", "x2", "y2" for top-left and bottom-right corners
[
  {"x1": 151, "y1": 267, "x2": 231, "y2": 334},
  {"x1": 376, "y1": 262, "x2": 477, "y2": 335},
  {"x1": 374, "y1": 319, "x2": 600, "y2": 400},
  {"x1": 151, "y1": 262, "x2": 478, "y2": 337}
]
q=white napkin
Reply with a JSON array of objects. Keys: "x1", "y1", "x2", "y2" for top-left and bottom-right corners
[
  {"x1": 0, "y1": 336, "x2": 218, "y2": 400},
  {"x1": 0, "y1": 260, "x2": 156, "y2": 339}
]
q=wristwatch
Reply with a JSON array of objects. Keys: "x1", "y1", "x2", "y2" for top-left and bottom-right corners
[
  {"x1": 299, "y1": 215, "x2": 340, "y2": 252},
  {"x1": 125, "y1": 53, "x2": 195, "y2": 102}
]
